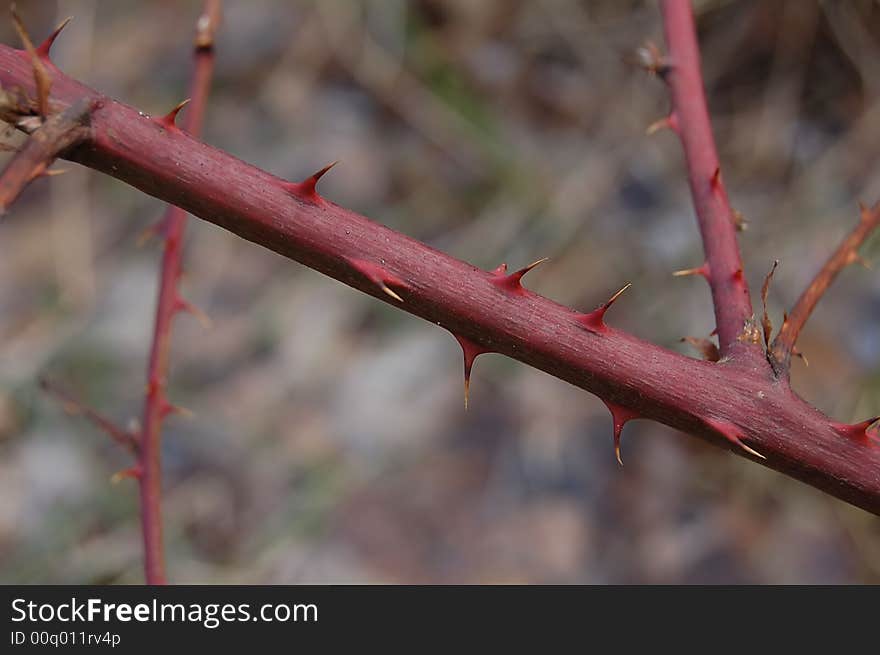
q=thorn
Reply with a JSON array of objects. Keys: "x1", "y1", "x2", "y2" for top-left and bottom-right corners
[
  {"x1": 380, "y1": 284, "x2": 403, "y2": 302},
  {"x1": 575, "y1": 283, "x2": 631, "y2": 334},
  {"x1": 847, "y1": 250, "x2": 872, "y2": 270},
  {"x1": 35, "y1": 16, "x2": 72, "y2": 60},
  {"x1": 453, "y1": 334, "x2": 491, "y2": 410},
  {"x1": 111, "y1": 465, "x2": 142, "y2": 484},
  {"x1": 26, "y1": 164, "x2": 68, "y2": 183},
  {"x1": 792, "y1": 347, "x2": 809, "y2": 367},
  {"x1": 162, "y1": 401, "x2": 195, "y2": 420},
  {"x1": 680, "y1": 336, "x2": 720, "y2": 362},
  {"x1": 603, "y1": 400, "x2": 640, "y2": 466},
  {"x1": 704, "y1": 417, "x2": 766, "y2": 460},
  {"x1": 489, "y1": 258, "x2": 548, "y2": 295},
  {"x1": 672, "y1": 262, "x2": 710, "y2": 279},
  {"x1": 157, "y1": 98, "x2": 190, "y2": 129},
  {"x1": 11, "y1": 4, "x2": 51, "y2": 117},
  {"x1": 349, "y1": 258, "x2": 408, "y2": 302},
  {"x1": 646, "y1": 112, "x2": 679, "y2": 135},
  {"x1": 174, "y1": 297, "x2": 213, "y2": 329},
  {"x1": 283, "y1": 161, "x2": 338, "y2": 204},
  {"x1": 24, "y1": 161, "x2": 48, "y2": 182},
  {"x1": 834, "y1": 417, "x2": 879, "y2": 443},
  {"x1": 761, "y1": 260, "x2": 779, "y2": 348}
]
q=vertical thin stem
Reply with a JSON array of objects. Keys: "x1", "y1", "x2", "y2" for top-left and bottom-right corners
[
  {"x1": 660, "y1": 0, "x2": 759, "y2": 360},
  {"x1": 138, "y1": 0, "x2": 220, "y2": 585}
]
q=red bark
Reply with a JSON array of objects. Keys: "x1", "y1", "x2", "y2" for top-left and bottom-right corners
[
  {"x1": 138, "y1": 0, "x2": 220, "y2": 585},
  {"x1": 1, "y1": 8, "x2": 879, "y2": 516},
  {"x1": 659, "y1": 0, "x2": 758, "y2": 360}
]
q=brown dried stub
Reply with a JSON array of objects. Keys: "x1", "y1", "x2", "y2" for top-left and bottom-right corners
[
  {"x1": 737, "y1": 315, "x2": 762, "y2": 345},
  {"x1": 760, "y1": 260, "x2": 779, "y2": 349},
  {"x1": 11, "y1": 6, "x2": 52, "y2": 117},
  {"x1": 680, "y1": 336, "x2": 720, "y2": 362},
  {"x1": 631, "y1": 41, "x2": 670, "y2": 78}
]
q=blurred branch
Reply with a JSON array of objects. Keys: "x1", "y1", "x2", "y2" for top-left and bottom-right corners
[
  {"x1": 1, "y1": 3, "x2": 879, "y2": 519},
  {"x1": 137, "y1": 0, "x2": 220, "y2": 586},
  {"x1": 0, "y1": 97, "x2": 91, "y2": 215},
  {"x1": 39, "y1": 376, "x2": 138, "y2": 454},
  {"x1": 658, "y1": 0, "x2": 759, "y2": 361},
  {"x1": 770, "y1": 202, "x2": 880, "y2": 375}
]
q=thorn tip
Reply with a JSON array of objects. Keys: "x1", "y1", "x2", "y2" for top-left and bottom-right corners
[
  {"x1": 36, "y1": 16, "x2": 72, "y2": 59},
  {"x1": 576, "y1": 283, "x2": 631, "y2": 334},
  {"x1": 158, "y1": 99, "x2": 190, "y2": 129},
  {"x1": 489, "y1": 257, "x2": 548, "y2": 295}
]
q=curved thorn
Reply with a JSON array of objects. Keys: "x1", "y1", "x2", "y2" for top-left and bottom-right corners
[
  {"x1": 792, "y1": 348, "x2": 808, "y2": 367},
  {"x1": 490, "y1": 258, "x2": 548, "y2": 295},
  {"x1": 162, "y1": 401, "x2": 195, "y2": 420},
  {"x1": 646, "y1": 112, "x2": 679, "y2": 135},
  {"x1": 350, "y1": 258, "x2": 408, "y2": 303},
  {"x1": 453, "y1": 334, "x2": 489, "y2": 411},
  {"x1": 834, "y1": 417, "x2": 879, "y2": 442},
  {"x1": 284, "y1": 161, "x2": 338, "y2": 203},
  {"x1": 604, "y1": 282, "x2": 631, "y2": 308},
  {"x1": 379, "y1": 282, "x2": 403, "y2": 303},
  {"x1": 576, "y1": 283, "x2": 631, "y2": 334},
  {"x1": 157, "y1": 98, "x2": 190, "y2": 129},
  {"x1": 518, "y1": 257, "x2": 549, "y2": 276},
  {"x1": 603, "y1": 400, "x2": 640, "y2": 466},
  {"x1": 174, "y1": 297, "x2": 212, "y2": 329},
  {"x1": 310, "y1": 160, "x2": 338, "y2": 183},
  {"x1": 36, "y1": 16, "x2": 72, "y2": 60},
  {"x1": 673, "y1": 262, "x2": 710, "y2": 279},
  {"x1": 705, "y1": 417, "x2": 766, "y2": 460},
  {"x1": 111, "y1": 465, "x2": 143, "y2": 484}
]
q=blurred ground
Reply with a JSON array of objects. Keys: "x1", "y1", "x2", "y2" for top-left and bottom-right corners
[{"x1": 0, "y1": 0, "x2": 879, "y2": 584}]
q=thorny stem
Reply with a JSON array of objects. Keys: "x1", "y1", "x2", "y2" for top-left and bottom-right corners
[
  {"x1": 659, "y1": 0, "x2": 760, "y2": 362},
  {"x1": 0, "y1": 97, "x2": 91, "y2": 214},
  {"x1": 138, "y1": 0, "x2": 220, "y2": 586},
  {"x1": 1, "y1": 4, "x2": 879, "y2": 516},
  {"x1": 770, "y1": 202, "x2": 880, "y2": 376},
  {"x1": 39, "y1": 377, "x2": 138, "y2": 454}
]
